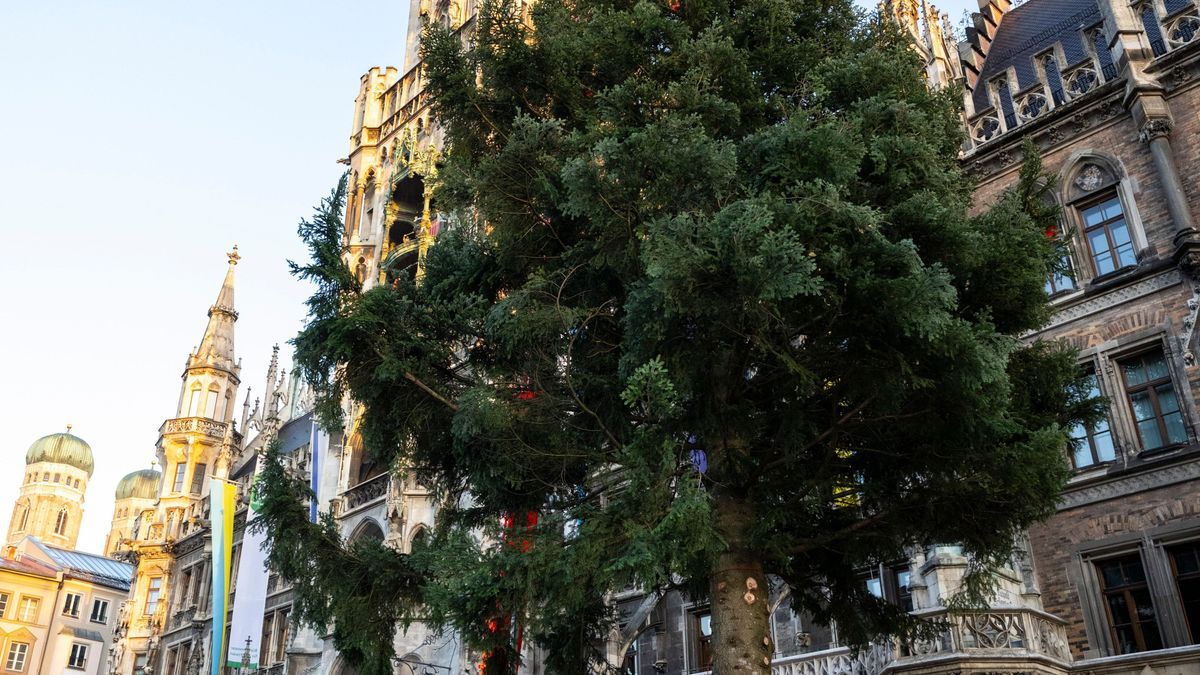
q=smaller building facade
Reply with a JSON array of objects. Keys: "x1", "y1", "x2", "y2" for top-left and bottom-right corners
[{"x1": 0, "y1": 536, "x2": 132, "y2": 675}]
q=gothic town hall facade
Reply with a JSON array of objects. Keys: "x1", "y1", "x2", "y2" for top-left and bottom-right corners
[
  {"x1": 331, "y1": 0, "x2": 1200, "y2": 672},
  {"x1": 108, "y1": 0, "x2": 1200, "y2": 672}
]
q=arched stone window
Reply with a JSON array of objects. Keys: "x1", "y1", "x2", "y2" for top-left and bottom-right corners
[
  {"x1": 188, "y1": 385, "x2": 203, "y2": 417},
  {"x1": 205, "y1": 385, "x2": 220, "y2": 419},
  {"x1": 358, "y1": 177, "x2": 376, "y2": 239},
  {"x1": 1060, "y1": 155, "x2": 1147, "y2": 286},
  {"x1": 407, "y1": 526, "x2": 427, "y2": 553},
  {"x1": 348, "y1": 519, "x2": 385, "y2": 545},
  {"x1": 219, "y1": 390, "x2": 232, "y2": 422},
  {"x1": 54, "y1": 508, "x2": 68, "y2": 536}
]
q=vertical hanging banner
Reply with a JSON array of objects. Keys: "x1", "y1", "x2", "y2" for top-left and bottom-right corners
[
  {"x1": 210, "y1": 478, "x2": 237, "y2": 675},
  {"x1": 309, "y1": 420, "x2": 322, "y2": 522},
  {"x1": 227, "y1": 464, "x2": 271, "y2": 670}
]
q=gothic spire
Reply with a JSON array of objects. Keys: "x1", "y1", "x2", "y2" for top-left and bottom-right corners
[{"x1": 190, "y1": 246, "x2": 241, "y2": 375}]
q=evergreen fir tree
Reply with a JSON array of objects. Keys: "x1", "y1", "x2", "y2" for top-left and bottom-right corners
[{"x1": 258, "y1": 2, "x2": 1102, "y2": 672}]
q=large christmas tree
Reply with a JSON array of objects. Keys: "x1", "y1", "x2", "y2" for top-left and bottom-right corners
[{"x1": 257, "y1": 1, "x2": 1099, "y2": 672}]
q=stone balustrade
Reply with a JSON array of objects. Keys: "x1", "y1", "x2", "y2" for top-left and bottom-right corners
[
  {"x1": 159, "y1": 416, "x2": 228, "y2": 440},
  {"x1": 695, "y1": 607, "x2": 1069, "y2": 675},
  {"x1": 341, "y1": 473, "x2": 389, "y2": 513}
]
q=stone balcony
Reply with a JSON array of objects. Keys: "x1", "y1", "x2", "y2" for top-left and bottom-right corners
[
  {"x1": 339, "y1": 473, "x2": 389, "y2": 515},
  {"x1": 158, "y1": 416, "x2": 241, "y2": 446},
  {"x1": 697, "y1": 607, "x2": 1070, "y2": 675}
]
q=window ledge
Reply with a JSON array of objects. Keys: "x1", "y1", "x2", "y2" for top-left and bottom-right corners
[
  {"x1": 1048, "y1": 287, "x2": 1085, "y2": 304},
  {"x1": 1086, "y1": 265, "x2": 1139, "y2": 289},
  {"x1": 1069, "y1": 460, "x2": 1116, "y2": 478},
  {"x1": 1137, "y1": 443, "x2": 1188, "y2": 460}
]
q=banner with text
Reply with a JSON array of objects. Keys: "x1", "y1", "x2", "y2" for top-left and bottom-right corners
[{"x1": 227, "y1": 465, "x2": 270, "y2": 669}]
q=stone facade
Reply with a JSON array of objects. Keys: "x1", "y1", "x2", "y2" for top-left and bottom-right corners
[
  {"x1": 126, "y1": 0, "x2": 1200, "y2": 672},
  {"x1": 0, "y1": 536, "x2": 133, "y2": 675}
]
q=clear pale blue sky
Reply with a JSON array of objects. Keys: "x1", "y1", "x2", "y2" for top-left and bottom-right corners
[
  {"x1": 0, "y1": 2, "x2": 405, "y2": 553},
  {"x1": 0, "y1": 0, "x2": 976, "y2": 554}
]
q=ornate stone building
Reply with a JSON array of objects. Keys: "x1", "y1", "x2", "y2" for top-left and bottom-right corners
[
  {"x1": 108, "y1": 250, "x2": 249, "y2": 675},
  {"x1": 947, "y1": 0, "x2": 1200, "y2": 671},
  {"x1": 329, "y1": 0, "x2": 1200, "y2": 673},
  {"x1": 8, "y1": 429, "x2": 95, "y2": 550}
]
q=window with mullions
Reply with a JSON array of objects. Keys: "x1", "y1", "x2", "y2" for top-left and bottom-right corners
[
  {"x1": 1169, "y1": 542, "x2": 1200, "y2": 644},
  {"x1": 1097, "y1": 554, "x2": 1163, "y2": 654},
  {"x1": 67, "y1": 643, "x2": 88, "y2": 670},
  {"x1": 1045, "y1": 242, "x2": 1077, "y2": 295},
  {"x1": 1120, "y1": 351, "x2": 1187, "y2": 451},
  {"x1": 863, "y1": 565, "x2": 915, "y2": 612},
  {"x1": 692, "y1": 610, "x2": 713, "y2": 672},
  {"x1": 1070, "y1": 371, "x2": 1115, "y2": 469},
  {"x1": 172, "y1": 463, "x2": 187, "y2": 493},
  {"x1": 190, "y1": 463, "x2": 207, "y2": 495},
  {"x1": 1081, "y1": 194, "x2": 1137, "y2": 276},
  {"x1": 623, "y1": 637, "x2": 639, "y2": 675},
  {"x1": 5, "y1": 642, "x2": 27, "y2": 672}
]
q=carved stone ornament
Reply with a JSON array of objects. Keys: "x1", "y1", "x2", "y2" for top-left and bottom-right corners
[
  {"x1": 1075, "y1": 164, "x2": 1105, "y2": 192},
  {"x1": 1140, "y1": 118, "x2": 1173, "y2": 143}
]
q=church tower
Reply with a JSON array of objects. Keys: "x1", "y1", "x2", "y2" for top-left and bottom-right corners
[
  {"x1": 103, "y1": 464, "x2": 161, "y2": 557},
  {"x1": 117, "y1": 248, "x2": 244, "y2": 666},
  {"x1": 7, "y1": 427, "x2": 94, "y2": 549},
  {"x1": 158, "y1": 245, "x2": 242, "y2": 503}
]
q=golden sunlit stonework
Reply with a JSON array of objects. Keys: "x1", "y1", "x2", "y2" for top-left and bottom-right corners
[
  {"x1": 107, "y1": 250, "x2": 246, "y2": 675},
  {"x1": 7, "y1": 429, "x2": 94, "y2": 550},
  {"x1": 0, "y1": 429, "x2": 133, "y2": 675}
]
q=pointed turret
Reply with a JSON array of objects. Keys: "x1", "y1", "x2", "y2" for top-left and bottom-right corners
[{"x1": 190, "y1": 246, "x2": 241, "y2": 375}]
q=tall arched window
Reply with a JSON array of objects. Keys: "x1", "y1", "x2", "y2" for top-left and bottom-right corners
[
  {"x1": 188, "y1": 385, "x2": 203, "y2": 417},
  {"x1": 358, "y1": 179, "x2": 376, "y2": 239},
  {"x1": 54, "y1": 508, "x2": 68, "y2": 536},
  {"x1": 1061, "y1": 157, "x2": 1146, "y2": 284},
  {"x1": 205, "y1": 386, "x2": 220, "y2": 419},
  {"x1": 217, "y1": 390, "x2": 232, "y2": 423},
  {"x1": 16, "y1": 504, "x2": 28, "y2": 532}
]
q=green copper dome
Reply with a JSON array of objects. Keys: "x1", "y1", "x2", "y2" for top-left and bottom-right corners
[
  {"x1": 25, "y1": 432, "x2": 94, "y2": 476},
  {"x1": 115, "y1": 468, "x2": 161, "y2": 500}
]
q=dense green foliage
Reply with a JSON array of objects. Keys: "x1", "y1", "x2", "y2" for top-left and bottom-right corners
[{"x1": 258, "y1": 1, "x2": 1102, "y2": 672}]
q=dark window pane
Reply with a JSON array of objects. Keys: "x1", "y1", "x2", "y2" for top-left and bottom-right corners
[
  {"x1": 1131, "y1": 392, "x2": 1156, "y2": 422},
  {"x1": 1145, "y1": 355, "x2": 1170, "y2": 381},
  {"x1": 1103, "y1": 563, "x2": 1129, "y2": 588},
  {"x1": 1124, "y1": 361, "x2": 1148, "y2": 387},
  {"x1": 1174, "y1": 547, "x2": 1200, "y2": 575},
  {"x1": 1139, "y1": 419, "x2": 1165, "y2": 450}
]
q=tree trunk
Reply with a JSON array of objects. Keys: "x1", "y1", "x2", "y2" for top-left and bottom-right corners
[{"x1": 710, "y1": 491, "x2": 772, "y2": 673}]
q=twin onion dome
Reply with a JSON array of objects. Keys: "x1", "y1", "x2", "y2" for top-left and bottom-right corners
[
  {"x1": 25, "y1": 431, "x2": 94, "y2": 477},
  {"x1": 115, "y1": 469, "x2": 161, "y2": 501}
]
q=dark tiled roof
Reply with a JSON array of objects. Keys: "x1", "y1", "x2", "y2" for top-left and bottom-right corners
[
  {"x1": 974, "y1": 0, "x2": 1101, "y2": 110},
  {"x1": 278, "y1": 411, "x2": 316, "y2": 454}
]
